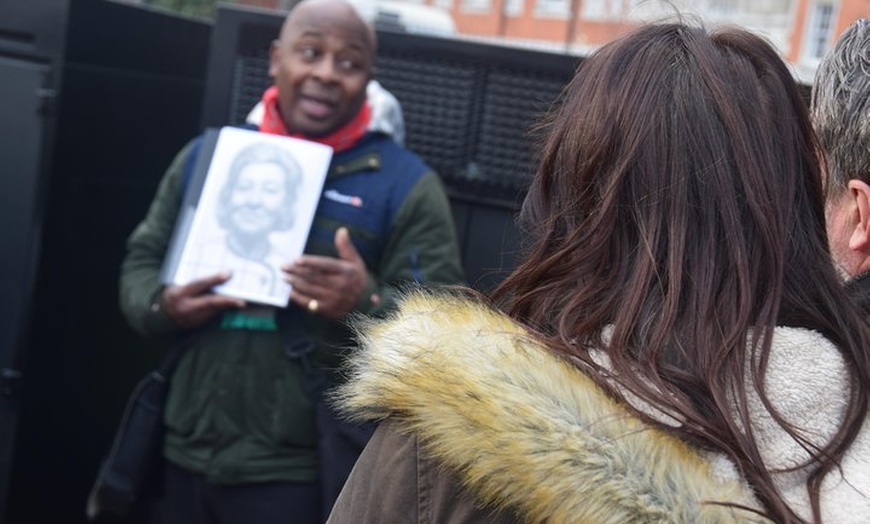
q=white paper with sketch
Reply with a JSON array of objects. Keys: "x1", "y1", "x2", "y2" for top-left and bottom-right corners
[{"x1": 161, "y1": 126, "x2": 333, "y2": 307}]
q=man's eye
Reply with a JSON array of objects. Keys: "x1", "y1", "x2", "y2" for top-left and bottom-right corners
[
  {"x1": 338, "y1": 59, "x2": 361, "y2": 72},
  {"x1": 299, "y1": 47, "x2": 319, "y2": 60}
]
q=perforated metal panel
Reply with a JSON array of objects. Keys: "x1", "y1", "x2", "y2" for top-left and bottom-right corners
[
  {"x1": 375, "y1": 54, "x2": 482, "y2": 187},
  {"x1": 373, "y1": 35, "x2": 576, "y2": 205},
  {"x1": 231, "y1": 51, "x2": 270, "y2": 125},
  {"x1": 475, "y1": 69, "x2": 566, "y2": 201}
]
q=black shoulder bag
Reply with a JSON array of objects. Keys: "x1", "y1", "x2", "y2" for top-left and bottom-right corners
[{"x1": 85, "y1": 335, "x2": 192, "y2": 520}]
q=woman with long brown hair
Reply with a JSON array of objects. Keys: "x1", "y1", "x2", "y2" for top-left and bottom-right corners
[{"x1": 327, "y1": 23, "x2": 870, "y2": 523}]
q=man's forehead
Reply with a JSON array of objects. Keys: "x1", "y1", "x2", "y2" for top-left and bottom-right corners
[{"x1": 280, "y1": 0, "x2": 375, "y2": 52}]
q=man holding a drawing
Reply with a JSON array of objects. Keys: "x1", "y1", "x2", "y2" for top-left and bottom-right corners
[{"x1": 118, "y1": 0, "x2": 465, "y2": 522}]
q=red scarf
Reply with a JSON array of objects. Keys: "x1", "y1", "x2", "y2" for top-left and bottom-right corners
[{"x1": 259, "y1": 85, "x2": 371, "y2": 152}]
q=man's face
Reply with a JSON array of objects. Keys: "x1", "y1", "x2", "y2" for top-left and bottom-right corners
[
  {"x1": 269, "y1": 1, "x2": 373, "y2": 137},
  {"x1": 228, "y1": 162, "x2": 288, "y2": 237}
]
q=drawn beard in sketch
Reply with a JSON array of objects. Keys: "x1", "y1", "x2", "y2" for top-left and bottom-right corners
[{"x1": 215, "y1": 141, "x2": 303, "y2": 300}]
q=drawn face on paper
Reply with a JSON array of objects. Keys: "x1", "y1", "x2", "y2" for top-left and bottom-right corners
[
  {"x1": 227, "y1": 162, "x2": 291, "y2": 237},
  {"x1": 217, "y1": 141, "x2": 302, "y2": 252}
]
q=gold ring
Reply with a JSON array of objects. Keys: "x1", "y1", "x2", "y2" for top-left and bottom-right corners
[{"x1": 307, "y1": 299, "x2": 319, "y2": 313}]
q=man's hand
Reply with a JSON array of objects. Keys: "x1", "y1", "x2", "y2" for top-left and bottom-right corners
[
  {"x1": 282, "y1": 227, "x2": 367, "y2": 320},
  {"x1": 161, "y1": 272, "x2": 246, "y2": 329}
]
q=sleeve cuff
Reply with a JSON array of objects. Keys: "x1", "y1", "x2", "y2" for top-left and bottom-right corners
[
  {"x1": 144, "y1": 288, "x2": 177, "y2": 335},
  {"x1": 354, "y1": 272, "x2": 381, "y2": 314}
]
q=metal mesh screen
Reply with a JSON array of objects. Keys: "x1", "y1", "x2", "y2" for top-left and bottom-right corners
[
  {"x1": 230, "y1": 51, "x2": 270, "y2": 125},
  {"x1": 474, "y1": 69, "x2": 566, "y2": 202},
  {"x1": 374, "y1": 54, "x2": 483, "y2": 189}
]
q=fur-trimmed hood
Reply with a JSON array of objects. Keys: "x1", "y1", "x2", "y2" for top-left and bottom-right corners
[{"x1": 335, "y1": 293, "x2": 787, "y2": 523}]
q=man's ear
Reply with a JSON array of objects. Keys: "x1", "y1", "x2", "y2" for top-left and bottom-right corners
[
  {"x1": 268, "y1": 40, "x2": 280, "y2": 79},
  {"x1": 847, "y1": 179, "x2": 870, "y2": 252}
]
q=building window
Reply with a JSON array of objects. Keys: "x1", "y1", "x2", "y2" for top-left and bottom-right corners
[
  {"x1": 581, "y1": 0, "x2": 606, "y2": 19},
  {"x1": 432, "y1": 0, "x2": 454, "y2": 10},
  {"x1": 706, "y1": 0, "x2": 734, "y2": 15},
  {"x1": 505, "y1": 0, "x2": 523, "y2": 16},
  {"x1": 461, "y1": 0, "x2": 492, "y2": 13},
  {"x1": 535, "y1": 0, "x2": 569, "y2": 18},
  {"x1": 805, "y1": 2, "x2": 835, "y2": 61},
  {"x1": 581, "y1": 0, "x2": 639, "y2": 21}
]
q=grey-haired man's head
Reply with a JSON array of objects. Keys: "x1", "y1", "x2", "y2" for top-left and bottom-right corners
[{"x1": 812, "y1": 19, "x2": 870, "y2": 278}]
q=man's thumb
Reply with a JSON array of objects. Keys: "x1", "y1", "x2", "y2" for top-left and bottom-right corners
[{"x1": 335, "y1": 227, "x2": 361, "y2": 262}]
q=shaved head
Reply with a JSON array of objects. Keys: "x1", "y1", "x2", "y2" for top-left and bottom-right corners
[{"x1": 280, "y1": 0, "x2": 376, "y2": 56}]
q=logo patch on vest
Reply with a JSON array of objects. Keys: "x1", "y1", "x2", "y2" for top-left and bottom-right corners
[{"x1": 324, "y1": 189, "x2": 363, "y2": 208}]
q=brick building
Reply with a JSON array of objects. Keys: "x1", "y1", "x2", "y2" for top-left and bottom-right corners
[{"x1": 239, "y1": 0, "x2": 870, "y2": 82}]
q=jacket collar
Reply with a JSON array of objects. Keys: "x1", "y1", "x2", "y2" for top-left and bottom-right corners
[{"x1": 336, "y1": 292, "x2": 772, "y2": 523}]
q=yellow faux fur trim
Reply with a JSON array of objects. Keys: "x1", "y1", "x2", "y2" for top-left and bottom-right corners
[{"x1": 335, "y1": 292, "x2": 770, "y2": 523}]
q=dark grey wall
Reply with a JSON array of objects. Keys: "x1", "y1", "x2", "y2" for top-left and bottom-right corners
[
  {"x1": 0, "y1": 0, "x2": 69, "y2": 519},
  {"x1": 1, "y1": 2, "x2": 210, "y2": 523}
]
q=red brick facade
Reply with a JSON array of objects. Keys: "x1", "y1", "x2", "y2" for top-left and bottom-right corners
[{"x1": 238, "y1": 0, "x2": 869, "y2": 76}]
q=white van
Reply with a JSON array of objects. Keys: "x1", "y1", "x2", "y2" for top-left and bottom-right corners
[{"x1": 372, "y1": 0, "x2": 457, "y2": 36}]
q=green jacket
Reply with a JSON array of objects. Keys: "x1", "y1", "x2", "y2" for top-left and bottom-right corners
[{"x1": 119, "y1": 132, "x2": 465, "y2": 484}]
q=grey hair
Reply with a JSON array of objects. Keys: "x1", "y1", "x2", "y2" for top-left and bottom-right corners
[{"x1": 812, "y1": 18, "x2": 870, "y2": 196}]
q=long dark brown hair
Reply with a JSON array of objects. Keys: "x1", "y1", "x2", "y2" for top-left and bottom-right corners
[{"x1": 493, "y1": 23, "x2": 870, "y2": 523}]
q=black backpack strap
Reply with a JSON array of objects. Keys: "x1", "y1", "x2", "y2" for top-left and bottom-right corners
[
  {"x1": 277, "y1": 307, "x2": 328, "y2": 399},
  {"x1": 275, "y1": 306, "x2": 374, "y2": 515}
]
